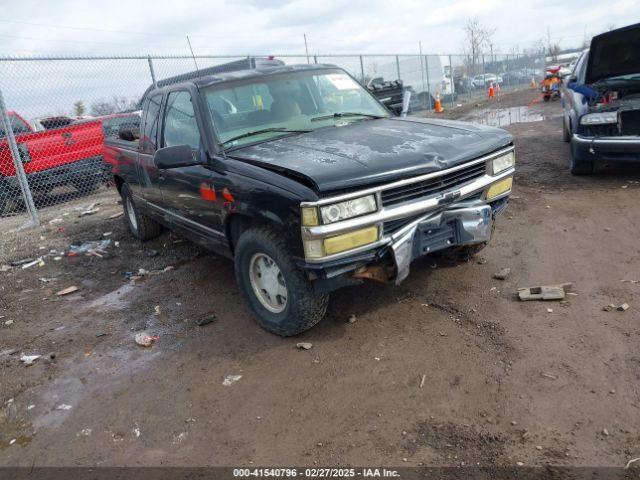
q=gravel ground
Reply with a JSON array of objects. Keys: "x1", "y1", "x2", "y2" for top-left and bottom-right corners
[{"x1": 1, "y1": 89, "x2": 639, "y2": 468}]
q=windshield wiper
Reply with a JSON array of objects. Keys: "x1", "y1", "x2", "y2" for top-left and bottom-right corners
[
  {"x1": 221, "y1": 127, "x2": 311, "y2": 147},
  {"x1": 310, "y1": 112, "x2": 385, "y2": 122}
]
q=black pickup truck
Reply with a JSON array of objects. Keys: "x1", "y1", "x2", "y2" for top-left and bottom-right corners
[{"x1": 104, "y1": 62, "x2": 515, "y2": 336}]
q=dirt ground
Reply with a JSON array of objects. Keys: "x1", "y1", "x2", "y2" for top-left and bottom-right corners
[{"x1": 1, "y1": 88, "x2": 639, "y2": 468}]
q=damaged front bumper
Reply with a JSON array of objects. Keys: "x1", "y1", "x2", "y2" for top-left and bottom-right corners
[
  {"x1": 572, "y1": 134, "x2": 640, "y2": 162},
  {"x1": 390, "y1": 203, "x2": 494, "y2": 284},
  {"x1": 299, "y1": 146, "x2": 514, "y2": 293}
]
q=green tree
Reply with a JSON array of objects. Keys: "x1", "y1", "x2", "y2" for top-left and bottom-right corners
[{"x1": 73, "y1": 101, "x2": 86, "y2": 117}]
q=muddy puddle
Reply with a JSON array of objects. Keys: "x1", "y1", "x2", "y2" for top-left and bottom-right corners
[{"x1": 460, "y1": 106, "x2": 544, "y2": 127}]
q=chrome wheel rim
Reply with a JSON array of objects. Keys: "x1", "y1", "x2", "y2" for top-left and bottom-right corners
[
  {"x1": 249, "y1": 253, "x2": 287, "y2": 314},
  {"x1": 126, "y1": 196, "x2": 138, "y2": 231}
]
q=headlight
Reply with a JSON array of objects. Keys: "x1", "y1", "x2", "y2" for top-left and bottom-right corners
[
  {"x1": 319, "y1": 195, "x2": 377, "y2": 224},
  {"x1": 489, "y1": 151, "x2": 515, "y2": 176},
  {"x1": 580, "y1": 112, "x2": 617, "y2": 125}
]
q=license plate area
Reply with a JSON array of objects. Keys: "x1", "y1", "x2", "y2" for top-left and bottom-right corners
[{"x1": 414, "y1": 221, "x2": 458, "y2": 256}]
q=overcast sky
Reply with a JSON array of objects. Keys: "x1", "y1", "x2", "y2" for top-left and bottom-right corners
[{"x1": 1, "y1": 0, "x2": 639, "y2": 57}]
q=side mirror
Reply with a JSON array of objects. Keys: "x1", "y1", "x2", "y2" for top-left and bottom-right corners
[
  {"x1": 154, "y1": 145, "x2": 200, "y2": 169},
  {"x1": 118, "y1": 127, "x2": 140, "y2": 142}
]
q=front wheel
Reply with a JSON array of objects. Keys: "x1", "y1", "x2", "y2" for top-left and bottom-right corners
[{"x1": 234, "y1": 227, "x2": 329, "y2": 336}]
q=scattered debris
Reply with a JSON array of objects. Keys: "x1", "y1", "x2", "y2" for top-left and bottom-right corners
[
  {"x1": 5, "y1": 319, "x2": 13, "y2": 326},
  {"x1": 602, "y1": 428, "x2": 610, "y2": 436},
  {"x1": 419, "y1": 374, "x2": 426, "y2": 388},
  {"x1": 516, "y1": 462, "x2": 524, "y2": 467},
  {"x1": 11, "y1": 258, "x2": 34, "y2": 267},
  {"x1": 222, "y1": 374, "x2": 242, "y2": 386},
  {"x1": 296, "y1": 342, "x2": 313, "y2": 350},
  {"x1": 493, "y1": 268, "x2": 511, "y2": 280},
  {"x1": 21, "y1": 257, "x2": 45, "y2": 269},
  {"x1": 78, "y1": 428, "x2": 92, "y2": 437},
  {"x1": 9, "y1": 439, "x2": 16, "y2": 445},
  {"x1": 27, "y1": 405, "x2": 35, "y2": 410},
  {"x1": 604, "y1": 303, "x2": 630, "y2": 312},
  {"x1": 153, "y1": 305, "x2": 161, "y2": 316},
  {"x1": 96, "y1": 332, "x2": 108, "y2": 338},
  {"x1": 56, "y1": 286, "x2": 79, "y2": 296},
  {"x1": 540, "y1": 371, "x2": 558, "y2": 380},
  {"x1": 194, "y1": 314, "x2": 216, "y2": 326},
  {"x1": 108, "y1": 212, "x2": 123, "y2": 219},
  {"x1": 547, "y1": 308, "x2": 553, "y2": 313},
  {"x1": 348, "y1": 314, "x2": 357, "y2": 323},
  {"x1": 20, "y1": 354, "x2": 41, "y2": 366},
  {"x1": 518, "y1": 283, "x2": 572, "y2": 301},
  {"x1": 0, "y1": 264, "x2": 11, "y2": 272},
  {"x1": 134, "y1": 332, "x2": 159, "y2": 347},
  {"x1": 103, "y1": 232, "x2": 112, "y2": 237},
  {"x1": 79, "y1": 203, "x2": 100, "y2": 216},
  {"x1": 56, "y1": 404, "x2": 73, "y2": 411},
  {"x1": 68, "y1": 239, "x2": 111, "y2": 257},
  {"x1": 624, "y1": 457, "x2": 640, "y2": 469}
]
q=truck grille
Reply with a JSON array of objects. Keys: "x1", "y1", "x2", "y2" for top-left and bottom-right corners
[
  {"x1": 380, "y1": 161, "x2": 486, "y2": 207},
  {"x1": 382, "y1": 192, "x2": 483, "y2": 236},
  {"x1": 620, "y1": 110, "x2": 640, "y2": 135}
]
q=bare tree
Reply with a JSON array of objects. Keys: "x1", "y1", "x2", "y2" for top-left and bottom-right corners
[
  {"x1": 463, "y1": 17, "x2": 495, "y2": 76},
  {"x1": 89, "y1": 95, "x2": 138, "y2": 116}
]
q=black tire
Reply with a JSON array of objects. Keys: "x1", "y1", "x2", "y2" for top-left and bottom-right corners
[
  {"x1": 562, "y1": 116, "x2": 571, "y2": 143},
  {"x1": 234, "y1": 227, "x2": 329, "y2": 336},
  {"x1": 121, "y1": 183, "x2": 162, "y2": 240},
  {"x1": 569, "y1": 143, "x2": 594, "y2": 175}
]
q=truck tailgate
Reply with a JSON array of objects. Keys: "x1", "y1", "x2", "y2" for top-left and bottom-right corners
[{"x1": 0, "y1": 120, "x2": 104, "y2": 177}]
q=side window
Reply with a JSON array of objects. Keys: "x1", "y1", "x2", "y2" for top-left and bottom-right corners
[
  {"x1": 9, "y1": 114, "x2": 31, "y2": 135},
  {"x1": 163, "y1": 91, "x2": 201, "y2": 149},
  {"x1": 142, "y1": 94, "x2": 162, "y2": 153}
]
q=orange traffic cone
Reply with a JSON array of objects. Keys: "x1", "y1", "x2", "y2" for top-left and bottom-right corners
[
  {"x1": 434, "y1": 91, "x2": 444, "y2": 113},
  {"x1": 488, "y1": 82, "x2": 495, "y2": 99}
]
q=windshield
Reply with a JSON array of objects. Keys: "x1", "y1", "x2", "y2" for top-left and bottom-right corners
[
  {"x1": 203, "y1": 68, "x2": 389, "y2": 149},
  {"x1": 0, "y1": 114, "x2": 32, "y2": 139}
]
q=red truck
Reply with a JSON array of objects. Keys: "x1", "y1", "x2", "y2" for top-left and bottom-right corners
[{"x1": 0, "y1": 111, "x2": 106, "y2": 214}]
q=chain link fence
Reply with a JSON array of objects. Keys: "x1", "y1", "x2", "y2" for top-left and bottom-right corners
[{"x1": 0, "y1": 52, "x2": 545, "y2": 229}]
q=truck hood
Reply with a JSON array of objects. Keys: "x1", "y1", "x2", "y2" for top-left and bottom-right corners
[
  {"x1": 228, "y1": 117, "x2": 512, "y2": 193},
  {"x1": 586, "y1": 23, "x2": 640, "y2": 84}
]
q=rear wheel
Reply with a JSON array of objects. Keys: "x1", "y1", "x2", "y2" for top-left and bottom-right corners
[
  {"x1": 121, "y1": 183, "x2": 162, "y2": 240},
  {"x1": 234, "y1": 227, "x2": 329, "y2": 336}
]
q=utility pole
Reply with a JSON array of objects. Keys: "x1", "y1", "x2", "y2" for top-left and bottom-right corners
[{"x1": 304, "y1": 34, "x2": 310, "y2": 64}]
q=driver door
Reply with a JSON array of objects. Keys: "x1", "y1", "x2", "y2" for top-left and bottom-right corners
[{"x1": 156, "y1": 88, "x2": 226, "y2": 249}]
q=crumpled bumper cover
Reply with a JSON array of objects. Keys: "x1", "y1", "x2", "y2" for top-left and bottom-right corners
[{"x1": 391, "y1": 204, "x2": 493, "y2": 284}]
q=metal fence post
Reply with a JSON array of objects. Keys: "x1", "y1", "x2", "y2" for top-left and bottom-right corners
[
  {"x1": 0, "y1": 86, "x2": 39, "y2": 226},
  {"x1": 359, "y1": 55, "x2": 365, "y2": 83},
  {"x1": 314, "y1": 55, "x2": 318, "y2": 64},
  {"x1": 424, "y1": 55, "x2": 432, "y2": 111},
  {"x1": 395, "y1": 55, "x2": 401, "y2": 81},
  {"x1": 448, "y1": 55, "x2": 454, "y2": 108},
  {"x1": 147, "y1": 56, "x2": 158, "y2": 89}
]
